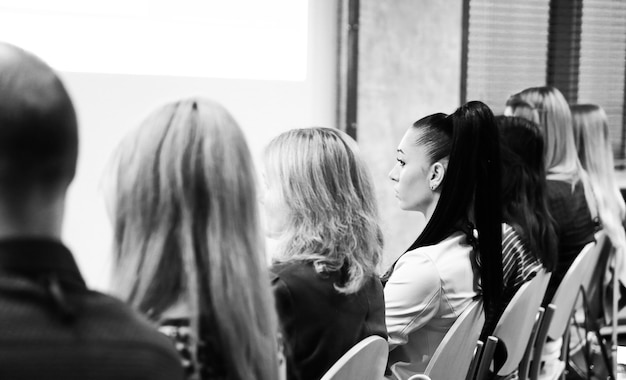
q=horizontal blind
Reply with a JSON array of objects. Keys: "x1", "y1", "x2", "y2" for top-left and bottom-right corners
[
  {"x1": 466, "y1": 0, "x2": 550, "y2": 114},
  {"x1": 577, "y1": 0, "x2": 626, "y2": 158},
  {"x1": 547, "y1": 0, "x2": 583, "y2": 104}
]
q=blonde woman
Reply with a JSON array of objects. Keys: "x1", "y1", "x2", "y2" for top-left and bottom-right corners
[
  {"x1": 572, "y1": 104, "x2": 626, "y2": 286},
  {"x1": 506, "y1": 87, "x2": 598, "y2": 302},
  {"x1": 262, "y1": 127, "x2": 386, "y2": 380},
  {"x1": 109, "y1": 98, "x2": 280, "y2": 380}
]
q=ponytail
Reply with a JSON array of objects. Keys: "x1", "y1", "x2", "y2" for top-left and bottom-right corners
[
  {"x1": 399, "y1": 101, "x2": 503, "y2": 326},
  {"x1": 450, "y1": 102, "x2": 503, "y2": 320}
]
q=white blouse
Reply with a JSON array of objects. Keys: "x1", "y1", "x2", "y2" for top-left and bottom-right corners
[{"x1": 385, "y1": 231, "x2": 478, "y2": 380}]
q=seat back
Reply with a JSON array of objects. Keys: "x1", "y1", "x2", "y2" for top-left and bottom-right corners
[
  {"x1": 422, "y1": 299, "x2": 485, "y2": 380},
  {"x1": 547, "y1": 233, "x2": 607, "y2": 340},
  {"x1": 319, "y1": 335, "x2": 388, "y2": 380},
  {"x1": 528, "y1": 232, "x2": 609, "y2": 380},
  {"x1": 492, "y1": 269, "x2": 551, "y2": 376}
]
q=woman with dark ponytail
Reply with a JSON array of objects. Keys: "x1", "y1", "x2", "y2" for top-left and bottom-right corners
[{"x1": 384, "y1": 101, "x2": 503, "y2": 379}]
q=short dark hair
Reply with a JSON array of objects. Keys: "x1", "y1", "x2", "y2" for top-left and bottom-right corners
[{"x1": 0, "y1": 43, "x2": 78, "y2": 191}]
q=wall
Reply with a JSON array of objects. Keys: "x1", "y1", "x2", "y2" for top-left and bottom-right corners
[
  {"x1": 357, "y1": 0, "x2": 464, "y2": 268},
  {"x1": 59, "y1": 0, "x2": 338, "y2": 290}
]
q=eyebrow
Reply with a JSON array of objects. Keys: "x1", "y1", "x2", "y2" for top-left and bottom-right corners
[{"x1": 397, "y1": 149, "x2": 404, "y2": 154}]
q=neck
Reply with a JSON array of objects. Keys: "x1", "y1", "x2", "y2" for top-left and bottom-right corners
[
  {"x1": 0, "y1": 194, "x2": 65, "y2": 240},
  {"x1": 423, "y1": 193, "x2": 441, "y2": 223}
]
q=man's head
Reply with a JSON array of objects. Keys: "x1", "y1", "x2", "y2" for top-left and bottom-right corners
[{"x1": 0, "y1": 42, "x2": 77, "y2": 198}]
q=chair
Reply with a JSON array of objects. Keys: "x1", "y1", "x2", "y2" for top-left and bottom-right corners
[
  {"x1": 529, "y1": 232, "x2": 609, "y2": 380},
  {"x1": 474, "y1": 269, "x2": 551, "y2": 380},
  {"x1": 519, "y1": 307, "x2": 547, "y2": 380},
  {"x1": 319, "y1": 335, "x2": 388, "y2": 380},
  {"x1": 404, "y1": 299, "x2": 485, "y2": 380}
]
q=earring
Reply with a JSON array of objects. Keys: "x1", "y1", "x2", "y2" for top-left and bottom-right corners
[{"x1": 430, "y1": 183, "x2": 437, "y2": 191}]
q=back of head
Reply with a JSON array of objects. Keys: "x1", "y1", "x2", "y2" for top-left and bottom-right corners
[
  {"x1": 263, "y1": 127, "x2": 383, "y2": 294},
  {"x1": 509, "y1": 86, "x2": 580, "y2": 181},
  {"x1": 110, "y1": 98, "x2": 278, "y2": 380},
  {"x1": 496, "y1": 116, "x2": 557, "y2": 270},
  {"x1": 408, "y1": 101, "x2": 503, "y2": 322},
  {"x1": 504, "y1": 98, "x2": 541, "y2": 125},
  {"x1": 0, "y1": 42, "x2": 77, "y2": 195},
  {"x1": 571, "y1": 104, "x2": 611, "y2": 173},
  {"x1": 571, "y1": 104, "x2": 626, "y2": 249}
]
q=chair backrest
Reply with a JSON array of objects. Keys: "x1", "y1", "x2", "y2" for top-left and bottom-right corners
[
  {"x1": 547, "y1": 233, "x2": 608, "y2": 340},
  {"x1": 491, "y1": 269, "x2": 551, "y2": 376},
  {"x1": 529, "y1": 232, "x2": 610, "y2": 380},
  {"x1": 422, "y1": 299, "x2": 485, "y2": 380},
  {"x1": 319, "y1": 335, "x2": 388, "y2": 380}
]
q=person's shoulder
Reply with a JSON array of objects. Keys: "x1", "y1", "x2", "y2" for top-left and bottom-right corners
[
  {"x1": 546, "y1": 179, "x2": 573, "y2": 197},
  {"x1": 270, "y1": 260, "x2": 318, "y2": 283},
  {"x1": 401, "y1": 232, "x2": 470, "y2": 262},
  {"x1": 0, "y1": 287, "x2": 184, "y2": 379},
  {"x1": 77, "y1": 290, "x2": 182, "y2": 360},
  {"x1": 393, "y1": 245, "x2": 440, "y2": 280},
  {"x1": 502, "y1": 223, "x2": 520, "y2": 239},
  {"x1": 361, "y1": 273, "x2": 385, "y2": 299},
  {"x1": 270, "y1": 260, "x2": 343, "y2": 301},
  {"x1": 502, "y1": 223, "x2": 531, "y2": 255}
]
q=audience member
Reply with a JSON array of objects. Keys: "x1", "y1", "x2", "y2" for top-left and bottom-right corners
[
  {"x1": 0, "y1": 42, "x2": 183, "y2": 379},
  {"x1": 383, "y1": 102, "x2": 503, "y2": 379},
  {"x1": 109, "y1": 98, "x2": 280, "y2": 380},
  {"x1": 504, "y1": 98, "x2": 541, "y2": 125},
  {"x1": 506, "y1": 86, "x2": 597, "y2": 303},
  {"x1": 572, "y1": 104, "x2": 626, "y2": 292},
  {"x1": 262, "y1": 127, "x2": 386, "y2": 380},
  {"x1": 486, "y1": 116, "x2": 558, "y2": 336}
]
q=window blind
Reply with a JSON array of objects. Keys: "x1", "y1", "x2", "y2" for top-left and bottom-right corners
[
  {"x1": 465, "y1": 0, "x2": 551, "y2": 114},
  {"x1": 577, "y1": 0, "x2": 626, "y2": 158},
  {"x1": 465, "y1": 0, "x2": 626, "y2": 159}
]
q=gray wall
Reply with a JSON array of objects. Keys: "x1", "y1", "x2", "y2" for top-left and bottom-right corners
[{"x1": 356, "y1": 0, "x2": 464, "y2": 268}]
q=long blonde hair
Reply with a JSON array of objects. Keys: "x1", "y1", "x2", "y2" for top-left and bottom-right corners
[
  {"x1": 263, "y1": 127, "x2": 383, "y2": 294},
  {"x1": 572, "y1": 104, "x2": 626, "y2": 254},
  {"x1": 109, "y1": 98, "x2": 279, "y2": 380},
  {"x1": 507, "y1": 86, "x2": 597, "y2": 215}
]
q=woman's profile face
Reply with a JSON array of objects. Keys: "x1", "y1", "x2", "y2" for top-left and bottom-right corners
[{"x1": 388, "y1": 128, "x2": 436, "y2": 214}]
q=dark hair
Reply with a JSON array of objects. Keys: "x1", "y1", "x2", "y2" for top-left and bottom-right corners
[
  {"x1": 0, "y1": 43, "x2": 78, "y2": 191},
  {"x1": 497, "y1": 116, "x2": 558, "y2": 271},
  {"x1": 406, "y1": 101, "x2": 503, "y2": 323}
]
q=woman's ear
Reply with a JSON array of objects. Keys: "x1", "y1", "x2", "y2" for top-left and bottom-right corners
[{"x1": 429, "y1": 162, "x2": 446, "y2": 191}]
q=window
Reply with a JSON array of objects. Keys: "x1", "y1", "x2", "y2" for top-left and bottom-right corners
[
  {"x1": 464, "y1": 0, "x2": 550, "y2": 114},
  {"x1": 463, "y1": 0, "x2": 626, "y2": 159}
]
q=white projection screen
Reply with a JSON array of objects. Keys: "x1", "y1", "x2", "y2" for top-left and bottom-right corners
[{"x1": 0, "y1": 0, "x2": 338, "y2": 290}]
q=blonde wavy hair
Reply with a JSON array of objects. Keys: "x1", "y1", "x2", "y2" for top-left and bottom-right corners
[
  {"x1": 572, "y1": 104, "x2": 626, "y2": 256},
  {"x1": 507, "y1": 86, "x2": 597, "y2": 215},
  {"x1": 263, "y1": 127, "x2": 383, "y2": 294},
  {"x1": 109, "y1": 98, "x2": 279, "y2": 380}
]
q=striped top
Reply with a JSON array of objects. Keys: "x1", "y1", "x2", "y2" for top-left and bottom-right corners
[
  {"x1": 482, "y1": 224, "x2": 543, "y2": 337},
  {"x1": 501, "y1": 224, "x2": 543, "y2": 303}
]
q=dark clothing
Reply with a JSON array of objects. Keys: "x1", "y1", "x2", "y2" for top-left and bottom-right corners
[
  {"x1": 544, "y1": 180, "x2": 596, "y2": 303},
  {"x1": 0, "y1": 238, "x2": 183, "y2": 380},
  {"x1": 159, "y1": 318, "x2": 226, "y2": 380},
  {"x1": 271, "y1": 261, "x2": 387, "y2": 380}
]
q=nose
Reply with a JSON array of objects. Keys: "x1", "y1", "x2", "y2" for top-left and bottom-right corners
[{"x1": 388, "y1": 164, "x2": 398, "y2": 182}]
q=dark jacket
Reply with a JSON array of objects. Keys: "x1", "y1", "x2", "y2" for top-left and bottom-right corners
[
  {"x1": 0, "y1": 238, "x2": 184, "y2": 380},
  {"x1": 271, "y1": 261, "x2": 387, "y2": 380},
  {"x1": 544, "y1": 179, "x2": 597, "y2": 303}
]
